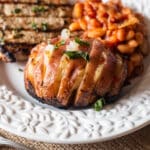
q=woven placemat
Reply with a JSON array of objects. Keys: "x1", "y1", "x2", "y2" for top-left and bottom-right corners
[{"x1": 0, "y1": 125, "x2": 149, "y2": 150}]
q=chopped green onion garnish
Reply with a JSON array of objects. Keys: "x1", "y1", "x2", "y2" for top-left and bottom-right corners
[
  {"x1": 64, "y1": 51, "x2": 89, "y2": 61},
  {"x1": 13, "y1": 8, "x2": 22, "y2": 14},
  {"x1": 32, "y1": 6, "x2": 48, "y2": 13},
  {"x1": 0, "y1": 38, "x2": 5, "y2": 45},
  {"x1": 41, "y1": 23, "x2": 48, "y2": 31},
  {"x1": 93, "y1": 98, "x2": 105, "y2": 111},
  {"x1": 18, "y1": 68, "x2": 23, "y2": 72},
  {"x1": 75, "y1": 37, "x2": 90, "y2": 46},
  {"x1": 31, "y1": 22, "x2": 38, "y2": 31},
  {"x1": 13, "y1": 29, "x2": 24, "y2": 38},
  {"x1": 54, "y1": 40, "x2": 65, "y2": 50}
]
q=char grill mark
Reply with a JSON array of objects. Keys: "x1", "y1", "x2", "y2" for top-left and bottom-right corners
[
  {"x1": 1, "y1": 30, "x2": 59, "y2": 44},
  {"x1": 0, "y1": 4, "x2": 72, "y2": 17},
  {"x1": 0, "y1": 0, "x2": 69, "y2": 5},
  {"x1": 0, "y1": 16, "x2": 71, "y2": 31},
  {"x1": 0, "y1": 30, "x2": 59, "y2": 61}
]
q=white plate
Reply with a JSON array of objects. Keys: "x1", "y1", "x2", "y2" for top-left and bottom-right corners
[{"x1": 0, "y1": 0, "x2": 150, "y2": 144}]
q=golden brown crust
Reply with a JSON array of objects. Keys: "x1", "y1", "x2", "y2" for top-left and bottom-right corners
[
  {"x1": 24, "y1": 38, "x2": 128, "y2": 108},
  {"x1": 74, "y1": 40, "x2": 116, "y2": 107},
  {"x1": 108, "y1": 55, "x2": 127, "y2": 96}
]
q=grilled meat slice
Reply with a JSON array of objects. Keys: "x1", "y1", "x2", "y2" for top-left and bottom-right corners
[
  {"x1": 25, "y1": 38, "x2": 124, "y2": 108},
  {"x1": 0, "y1": 30, "x2": 59, "y2": 62},
  {"x1": 1, "y1": 30, "x2": 59, "y2": 44},
  {"x1": 0, "y1": 4, "x2": 72, "y2": 17},
  {"x1": 0, "y1": 16, "x2": 70, "y2": 31},
  {"x1": 0, "y1": 31, "x2": 81, "y2": 62},
  {"x1": 0, "y1": 43, "x2": 34, "y2": 61},
  {"x1": 0, "y1": 2, "x2": 72, "y2": 62},
  {"x1": 0, "y1": 45, "x2": 16, "y2": 62},
  {"x1": 0, "y1": 0, "x2": 68, "y2": 5},
  {"x1": 0, "y1": 30, "x2": 59, "y2": 46}
]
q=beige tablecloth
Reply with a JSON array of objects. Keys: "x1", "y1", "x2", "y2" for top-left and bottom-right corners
[{"x1": 0, "y1": 125, "x2": 150, "y2": 150}]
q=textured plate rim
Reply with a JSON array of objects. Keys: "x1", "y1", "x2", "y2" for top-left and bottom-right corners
[{"x1": 0, "y1": 0, "x2": 150, "y2": 144}]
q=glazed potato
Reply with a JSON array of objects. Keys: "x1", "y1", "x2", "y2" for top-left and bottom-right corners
[
  {"x1": 25, "y1": 38, "x2": 127, "y2": 108},
  {"x1": 74, "y1": 40, "x2": 116, "y2": 107},
  {"x1": 108, "y1": 55, "x2": 127, "y2": 96}
]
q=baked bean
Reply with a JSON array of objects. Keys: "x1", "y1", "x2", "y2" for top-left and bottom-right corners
[
  {"x1": 73, "y1": 3, "x2": 84, "y2": 18},
  {"x1": 122, "y1": 8, "x2": 132, "y2": 15},
  {"x1": 130, "y1": 53, "x2": 143, "y2": 66},
  {"x1": 97, "y1": 15, "x2": 107, "y2": 25},
  {"x1": 128, "y1": 40, "x2": 138, "y2": 48},
  {"x1": 140, "y1": 40, "x2": 149, "y2": 56},
  {"x1": 87, "y1": 0, "x2": 101, "y2": 9},
  {"x1": 117, "y1": 44, "x2": 134, "y2": 54},
  {"x1": 109, "y1": 17, "x2": 117, "y2": 23},
  {"x1": 70, "y1": 0, "x2": 146, "y2": 62},
  {"x1": 115, "y1": 13, "x2": 122, "y2": 20},
  {"x1": 88, "y1": 19, "x2": 102, "y2": 29},
  {"x1": 135, "y1": 32, "x2": 144, "y2": 44},
  {"x1": 107, "y1": 35, "x2": 118, "y2": 45},
  {"x1": 98, "y1": 4, "x2": 106, "y2": 12},
  {"x1": 84, "y1": 15, "x2": 91, "y2": 21},
  {"x1": 117, "y1": 28, "x2": 126, "y2": 41},
  {"x1": 108, "y1": 23, "x2": 118, "y2": 30},
  {"x1": 126, "y1": 30, "x2": 135, "y2": 40},
  {"x1": 112, "y1": 30, "x2": 117, "y2": 35},
  {"x1": 69, "y1": 22, "x2": 81, "y2": 31},
  {"x1": 84, "y1": 2, "x2": 96, "y2": 18},
  {"x1": 106, "y1": 30, "x2": 113, "y2": 36},
  {"x1": 108, "y1": 9, "x2": 116, "y2": 18},
  {"x1": 127, "y1": 61, "x2": 134, "y2": 77},
  {"x1": 87, "y1": 28, "x2": 106, "y2": 38},
  {"x1": 97, "y1": 7, "x2": 109, "y2": 18},
  {"x1": 79, "y1": 18, "x2": 87, "y2": 30}
]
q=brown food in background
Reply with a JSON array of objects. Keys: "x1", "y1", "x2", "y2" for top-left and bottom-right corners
[
  {"x1": 0, "y1": 0, "x2": 68, "y2": 5},
  {"x1": 0, "y1": 2, "x2": 72, "y2": 62}
]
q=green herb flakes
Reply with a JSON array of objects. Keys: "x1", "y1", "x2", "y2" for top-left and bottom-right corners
[
  {"x1": 0, "y1": 38, "x2": 5, "y2": 45},
  {"x1": 32, "y1": 6, "x2": 48, "y2": 13},
  {"x1": 93, "y1": 98, "x2": 105, "y2": 111},
  {"x1": 18, "y1": 68, "x2": 23, "y2": 72},
  {"x1": 64, "y1": 51, "x2": 89, "y2": 61},
  {"x1": 13, "y1": 8, "x2": 22, "y2": 14},
  {"x1": 41, "y1": 23, "x2": 48, "y2": 31},
  {"x1": 13, "y1": 29, "x2": 24, "y2": 39},
  {"x1": 31, "y1": 22, "x2": 38, "y2": 31},
  {"x1": 54, "y1": 40, "x2": 65, "y2": 50},
  {"x1": 75, "y1": 37, "x2": 90, "y2": 46}
]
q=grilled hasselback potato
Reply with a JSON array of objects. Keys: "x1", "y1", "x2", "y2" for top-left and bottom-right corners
[{"x1": 24, "y1": 36, "x2": 127, "y2": 108}]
